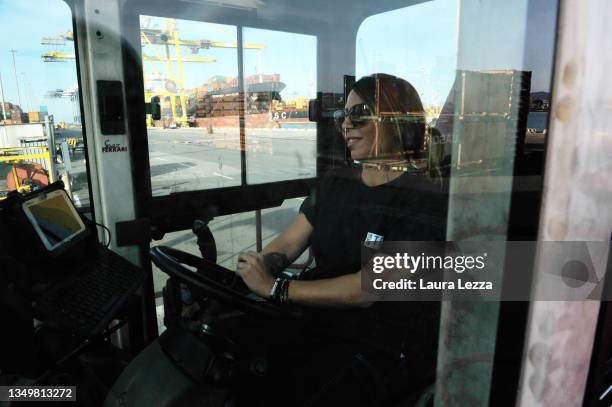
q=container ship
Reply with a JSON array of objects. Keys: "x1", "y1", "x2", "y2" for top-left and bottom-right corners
[{"x1": 157, "y1": 73, "x2": 310, "y2": 129}]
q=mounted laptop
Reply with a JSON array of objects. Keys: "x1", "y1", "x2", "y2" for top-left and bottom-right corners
[
  {"x1": 0, "y1": 182, "x2": 146, "y2": 343},
  {"x1": 21, "y1": 187, "x2": 90, "y2": 256}
]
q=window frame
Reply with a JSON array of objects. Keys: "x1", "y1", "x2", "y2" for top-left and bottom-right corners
[{"x1": 121, "y1": 2, "x2": 325, "y2": 235}]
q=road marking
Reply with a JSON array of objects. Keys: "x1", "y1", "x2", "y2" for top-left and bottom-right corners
[{"x1": 213, "y1": 172, "x2": 233, "y2": 180}]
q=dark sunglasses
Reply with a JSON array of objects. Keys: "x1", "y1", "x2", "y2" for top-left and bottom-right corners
[{"x1": 333, "y1": 103, "x2": 375, "y2": 131}]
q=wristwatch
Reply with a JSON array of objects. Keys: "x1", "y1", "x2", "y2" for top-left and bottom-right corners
[{"x1": 269, "y1": 277, "x2": 282, "y2": 300}]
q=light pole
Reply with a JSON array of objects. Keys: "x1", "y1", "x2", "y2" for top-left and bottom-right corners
[
  {"x1": 0, "y1": 73, "x2": 7, "y2": 122},
  {"x1": 9, "y1": 49, "x2": 22, "y2": 109},
  {"x1": 21, "y1": 72, "x2": 31, "y2": 112}
]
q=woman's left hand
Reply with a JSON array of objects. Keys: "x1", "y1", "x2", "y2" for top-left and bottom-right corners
[{"x1": 236, "y1": 251, "x2": 275, "y2": 298}]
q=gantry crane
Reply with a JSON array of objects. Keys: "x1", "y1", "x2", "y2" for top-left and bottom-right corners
[
  {"x1": 42, "y1": 21, "x2": 266, "y2": 127},
  {"x1": 46, "y1": 83, "x2": 80, "y2": 124},
  {"x1": 40, "y1": 51, "x2": 216, "y2": 63}
]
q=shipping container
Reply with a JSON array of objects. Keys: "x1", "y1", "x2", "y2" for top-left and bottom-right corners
[{"x1": 28, "y1": 112, "x2": 40, "y2": 122}]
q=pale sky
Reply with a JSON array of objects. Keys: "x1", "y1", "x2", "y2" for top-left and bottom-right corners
[{"x1": 357, "y1": 0, "x2": 458, "y2": 108}]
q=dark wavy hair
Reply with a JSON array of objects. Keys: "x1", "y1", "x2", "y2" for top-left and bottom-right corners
[{"x1": 350, "y1": 73, "x2": 426, "y2": 158}]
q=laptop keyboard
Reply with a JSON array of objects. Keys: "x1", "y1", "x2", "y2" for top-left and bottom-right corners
[{"x1": 34, "y1": 248, "x2": 145, "y2": 340}]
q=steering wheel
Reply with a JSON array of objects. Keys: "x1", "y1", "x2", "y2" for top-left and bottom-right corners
[{"x1": 150, "y1": 246, "x2": 303, "y2": 319}]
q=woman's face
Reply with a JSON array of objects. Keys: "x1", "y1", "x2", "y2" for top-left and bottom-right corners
[{"x1": 342, "y1": 91, "x2": 377, "y2": 161}]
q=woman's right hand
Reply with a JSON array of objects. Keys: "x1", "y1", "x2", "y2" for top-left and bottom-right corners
[{"x1": 236, "y1": 251, "x2": 275, "y2": 298}]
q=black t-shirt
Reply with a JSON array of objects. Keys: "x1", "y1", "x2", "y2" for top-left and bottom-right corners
[{"x1": 300, "y1": 167, "x2": 448, "y2": 359}]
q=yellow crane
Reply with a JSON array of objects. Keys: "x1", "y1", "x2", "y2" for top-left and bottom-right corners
[
  {"x1": 41, "y1": 51, "x2": 216, "y2": 63},
  {"x1": 140, "y1": 19, "x2": 265, "y2": 127},
  {"x1": 43, "y1": 23, "x2": 266, "y2": 127}
]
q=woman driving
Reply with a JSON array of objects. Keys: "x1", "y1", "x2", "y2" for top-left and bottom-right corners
[{"x1": 236, "y1": 73, "x2": 447, "y2": 406}]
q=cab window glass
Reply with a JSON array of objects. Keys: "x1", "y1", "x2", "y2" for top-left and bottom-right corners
[
  {"x1": 357, "y1": 0, "x2": 458, "y2": 117},
  {"x1": 242, "y1": 27, "x2": 317, "y2": 184},
  {"x1": 355, "y1": 0, "x2": 557, "y2": 402},
  {"x1": 0, "y1": 0, "x2": 90, "y2": 209},
  {"x1": 357, "y1": 0, "x2": 458, "y2": 173},
  {"x1": 140, "y1": 16, "x2": 241, "y2": 195},
  {"x1": 141, "y1": 0, "x2": 559, "y2": 399},
  {"x1": 141, "y1": 17, "x2": 318, "y2": 195}
]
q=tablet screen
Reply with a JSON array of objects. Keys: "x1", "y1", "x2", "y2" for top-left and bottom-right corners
[{"x1": 21, "y1": 189, "x2": 87, "y2": 252}]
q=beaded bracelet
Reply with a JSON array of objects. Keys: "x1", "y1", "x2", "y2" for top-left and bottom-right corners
[
  {"x1": 280, "y1": 279, "x2": 291, "y2": 303},
  {"x1": 269, "y1": 278, "x2": 281, "y2": 301}
]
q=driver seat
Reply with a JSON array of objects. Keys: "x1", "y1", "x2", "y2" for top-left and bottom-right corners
[{"x1": 104, "y1": 333, "x2": 434, "y2": 407}]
